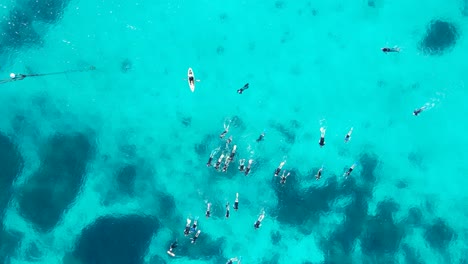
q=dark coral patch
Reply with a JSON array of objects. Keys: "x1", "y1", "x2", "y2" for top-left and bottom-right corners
[
  {"x1": 0, "y1": 134, "x2": 24, "y2": 216},
  {"x1": 419, "y1": 20, "x2": 459, "y2": 55},
  {"x1": 424, "y1": 218, "x2": 456, "y2": 250},
  {"x1": 18, "y1": 133, "x2": 95, "y2": 231},
  {"x1": 74, "y1": 215, "x2": 159, "y2": 264},
  {"x1": 28, "y1": 0, "x2": 70, "y2": 23}
]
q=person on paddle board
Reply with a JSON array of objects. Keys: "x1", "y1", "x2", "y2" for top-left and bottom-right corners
[
  {"x1": 254, "y1": 211, "x2": 265, "y2": 229},
  {"x1": 319, "y1": 127, "x2": 326, "y2": 147},
  {"x1": 237, "y1": 83, "x2": 249, "y2": 94},
  {"x1": 381, "y1": 46, "x2": 400, "y2": 53}
]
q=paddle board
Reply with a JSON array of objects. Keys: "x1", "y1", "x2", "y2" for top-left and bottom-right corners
[
  {"x1": 167, "y1": 251, "x2": 175, "y2": 257},
  {"x1": 187, "y1": 68, "x2": 195, "y2": 92}
]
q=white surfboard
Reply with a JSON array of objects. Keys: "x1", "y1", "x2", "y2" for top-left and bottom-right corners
[
  {"x1": 167, "y1": 251, "x2": 175, "y2": 257},
  {"x1": 187, "y1": 68, "x2": 195, "y2": 92}
]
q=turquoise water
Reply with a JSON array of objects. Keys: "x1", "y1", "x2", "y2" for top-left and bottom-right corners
[{"x1": 1, "y1": 0, "x2": 468, "y2": 263}]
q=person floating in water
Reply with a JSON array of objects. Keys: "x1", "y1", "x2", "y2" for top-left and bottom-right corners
[
  {"x1": 413, "y1": 106, "x2": 427, "y2": 116},
  {"x1": 254, "y1": 211, "x2": 265, "y2": 229},
  {"x1": 381, "y1": 46, "x2": 400, "y2": 53},
  {"x1": 167, "y1": 240, "x2": 177, "y2": 257},
  {"x1": 344, "y1": 163, "x2": 357, "y2": 178},
  {"x1": 238, "y1": 159, "x2": 245, "y2": 172},
  {"x1": 225, "y1": 202, "x2": 230, "y2": 218},
  {"x1": 184, "y1": 218, "x2": 192, "y2": 236},
  {"x1": 274, "y1": 160, "x2": 286, "y2": 177},
  {"x1": 191, "y1": 230, "x2": 201, "y2": 244},
  {"x1": 344, "y1": 127, "x2": 353, "y2": 143},
  {"x1": 222, "y1": 154, "x2": 231, "y2": 172},
  {"x1": 245, "y1": 159, "x2": 253, "y2": 176},
  {"x1": 9, "y1": 73, "x2": 27, "y2": 81},
  {"x1": 233, "y1": 193, "x2": 239, "y2": 211},
  {"x1": 280, "y1": 171, "x2": 290, "y2": 185},
  {"x1": 319, "y1": 127, "x2": 326, "y2": 147},
  {"x1": 220, "y1": 121, "x2": 230, "y2": 139},
  {"x1": 190, "y1": 218, "x2": 198, "y2": 233},
  {"x1": 315, "y1": 166, "x2": 323, "y2": 180},
  {"x1": 206, "y1": 203, "x2": 212, "y2": 218},
  {"x1": 256, "y1": 131, "x2": 265, "y2": 142},
  {"x1": 237, "y1": 83, "x2": 249, "y2": 94}
]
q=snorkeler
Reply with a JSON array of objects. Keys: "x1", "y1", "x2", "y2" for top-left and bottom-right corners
[
  {"x1": 344, "y1": 163, "x2": 357, "y2": 178},
  {"x1": 206, "y1": 203, "x2": 212, "y2": 218},
  {"x1": 215, "y1": 153, "x2": 225, "y2": 170},
  {"x1": 191, "y1": 218, "x2": 198, "y2": 232},
  {"x1": 167, "y1": 240, "x2": 178, "y2": 257},
  {"x1": 254, "y1": 211, "x2": 265, "y2": 229},
  {"x1": 319, "y1": 127, "x2": 326, "y2": 147},
  {"x1": 191, "y1": 230, "x2": 201, "y2": 244},
  {"x1": 233, "y1": 193, "x2": 239, "y2": 211},
  {"x1": 256, "y1": 131, "x2": 265, "y2": 142},
  {"x1": 237, "y1": 83, "x2": 249, "y2": 94},
  {"x1": 226, "y1": 136, "x2": 233, "y2": 149},
  {"x1": 220, "y1": 121, "x2": 230, "y2": 139},
  {"x1": 344, "y1": 127, "x2": 353, "y2": 143},
  {"x1": 229, "y1": 145, "x2": 237, "y2": 161},
  {"x1": 226, "y1": 202, "x2": 230, "y2": 218},
  {"x1": 381, "y1": 46, "x2": 400, "y2": 53},
  {"x1": 280, "y1": 171, "x2": 290, "y2": 185},
  {"x1": 315, "y1": 166, "x2": 323, "y2": 180},
  {"x1": 245, "y1": 159, "x2": 253, "y2": 176},
  {"x1": 9, "y1": 73, "x2": 27, "y2": 81},
  {"x1": 184, "y1": 218, "x2": 192, "y2": 236},
  {"x1": 222, "y1": 155, "x2": 230, "y2": 172},
  {"x1": 413, "y1": 106, "x2": 427, "y2": 116},
  {"x1": 274, "y1": 160, "x2": 286, "y2": 177},
  {"x1": 207, "y1": 148, "x2": 220, "y2": 167},
  {"x1": 239, "y1": 159, "x2": 245, "y2": 172}
]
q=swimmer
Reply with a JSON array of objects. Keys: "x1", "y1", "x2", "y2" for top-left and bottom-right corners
[
  {"x1": 184, "y1": 218, "x2": 192, "y2": 236},
  {"x1": 191, "y1": 230, "x2": 201, "y2": 244},
  {"x1": 256, "y1": 131, "x2": 265, "y2": 142},
  {"x1": 215, "y1": 153, "x2": 225, "y2": 170},
  {"x1": 207, "y1": 148, "x2": 220, "y2": 167},
  {"x1": 344, "y1": 163, "x2": 357, "y2": 178},
  {"x1": 222, "y1": 154, "x2": 231, "y2": 172},
  {"x1": 233, "y1": 193, "x2": 239, "y2": 211},
  {"x1": 167, "y1": 240, "x2": 178, "y2": 257},
  {"x1": 344, "y1": 127, "x2": 353, "y2": 143},
  {"x1": 190, "y1": 218, "x2": 198, "y2": 232},
  {"x1": 220, "y1": 121, "x2": 230, "y2": 139},
  {"x1": 319, "y1": 127, "x2": 326, "y2": 147},
  {"x1": 413, "y1": 106, "x2": 427, "y2": 116},
  {"x1": 381, "y1": 46, "x2": 400, "y2": 53},
  {"x1": 274, "y1": 160, "x2": 286, "y2": 177},
  {"x1": 280, "y1": 171, "x2": 290, "y2": 185},
  {"x1": 254, "y1": 210, "x2": 265, "y2": 229},
  {"x1": 238, "y1": 159, "x2": 245, "y2": 172},
  {"x1": 226, "y1": 202, "x2": 230, "y2": 218},
  {"x1": 237, "y1": 83, "x2": 249, "y2": 94},
  {"x1": 206, "y1": 203, "x2": 212, "y2": 218},
  {"x1": 245, "y1": 159, "x2": 253, "y2": 176},
  {"x1": 315, "y1": 166, "x2": 323, "y2": 180},
  {"x1": 226, "y1": 136, "x2": 233, "y2": 149},
  {"x1": 229, "y1": 145, "x2": 237, "y2": 161},
  {"x1": 226, "y1": 257, "x2": 240, "y2": 264}
]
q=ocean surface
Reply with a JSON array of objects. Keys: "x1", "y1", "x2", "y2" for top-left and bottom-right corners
[{"x1": 0, "y1": 0, "x2": 467, "y2": 263}]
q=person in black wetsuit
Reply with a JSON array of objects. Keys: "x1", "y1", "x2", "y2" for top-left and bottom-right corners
[
  {"x1": 225, "y1": 202, "x2": 230, "y2": 218},
  {"x1": 274, "y1": 160, "x2": 286, "y2": 177},
  {"x1": 413, "y1": 106, "x2": 427, "y2": 116},
  {"x1": 319, "y1": 127, "x2": 326, "y2": 147},
  {"x1": 381, "y1": 46, "x2": 400, "y2": 53},
  {"x1": 245, "y1": 159, "x2": 253, "y2": 176},
  {"x1": 254, "y1": 211, "x2": 265, "y2": 229},
  {"x1": 237, "y1": 83, "x2": 249, "y2": 94},
  {"x1": 233, "y1": 193, "x2": 239, "y2": 211},
  {"x1": 167, "y1": 240, "x2": 178, "y2": 257},
  {"x1": 184, "y1": 218, "x2": 192, "y2": 236},
  {"x1": 238, "y1": 159, "x2": 245, "y2": 172},
  {"x1": 315, "y1": 166, "x2": 323, "y2": 180},
  {"x1": 280, "y1": 171, "x2": 290, "y2": 185},
  {"x1": 191, "y1": 230, "x2": 201, "y2": 244},
  {"x1": 206, "y1": 203, "x2": 212, "y2": 218}
]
